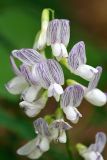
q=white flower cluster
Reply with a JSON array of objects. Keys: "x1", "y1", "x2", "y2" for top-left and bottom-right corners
[{"x1": 6, "y1": 9, "x2": 107, "y2": 159}]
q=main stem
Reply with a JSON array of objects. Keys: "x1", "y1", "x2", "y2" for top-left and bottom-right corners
[{"x1": 66, "y1": 131, "x2": 74, "y2": 160}]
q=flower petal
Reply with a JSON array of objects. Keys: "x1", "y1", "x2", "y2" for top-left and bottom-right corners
[
  {"x1": 33, "y1": 118, "x2": 50, "y2": 137},
  {"x1": 22, "y1": 85, "x2": 42, "y2": 102},
  {"x1": 85, "y1": 88, "x2": 107, "y2": 106},
  {"x1": 48, "y1": 83, "x2": 63, "y2": 101},
  {"x1": 47, "y1": 19, "x2": 70, "y2": 45},
  {"x1": 47, "y1": 19, "x2": 61, "y2": 45},
  {"x1": 6, "y1": 76, "x2": 28, "y2": 95},
  {"x1": 50, "y1": 119, "x2": 71, "y2": 130},
  {"x1": 47, "y1": 59, "x2": 64, "y2": 85},
  {"x1": 12, "y1": 49, "x2": 44, "y2": 66},
  {"x1": 20, "y1": 91, "x2": 48, "y2": 117},
  {"x1": 39, "y1": 137, "x2": 50, "y2": 152},
  {"x1": 63, "y1": 106, "x2": 82, "y2": 123},
  {"x1": 61, "y1": 85, "x2": 84, "y2": 108},
  {"x1": 87, "y1": 66, "x2": 102, "y2": 91},
  {"x1": 32, "y1": 61, "x2": 53, "y2": 89},
  {"x1": 88, "y1": 132, "x2": 107, "y2": 153},
  {"x1": 20, "y1": 101, "x2": 42, "y2": 117},
  {"x1": 10, "y1": 56, "x2": 22, "y2": 76},
  {"x1": 17, "y1": 138, "x2": 37, "y2": 156},
  {"x1": 60, "y1": 19, "x2": 70, "y2": 46},
  {"x1": 28, "y1": 149, "x2": 43, "y2": 160},
  {"x1": 20, "y1": 64, "x2": 36, "y2": 84},
  {"x1": 68, "y1": 41, "x2": 86, "y2": 71}
]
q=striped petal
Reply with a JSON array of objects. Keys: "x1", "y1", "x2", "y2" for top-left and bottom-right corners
[
  {"x1": 60, "y1": 19, "x2": 70, "y2": 46},
  {"x1": 33, "y1": 118, "x2": 50, "y2": 137},
  {"x1": 61, "y1": 85, "x2": 84, "y2": 108},
  {"x1": 47, "y1": 19, "x2": 61, "y2": 45},
  {"x1": 68, "y1": 41, "x2": 86, "y2": 71},
  {"x1": 47, "y1": 59, "x2": 64, "y2": 85},
  {"x1": 12, "y1": 49, "x2": 44, "y2": 66},
  {"x1": 87, "y1": 66, "x2": 102, "y2": 91},
  {"x1": 47, "y1": 19, "x2": 70, "y2": 46},
  {"x1": 32, "y1": 61, "x2": 54, "y2": 88},
  {"x1": 20, "y1": 64, "x2": 36, "y2": 84}
]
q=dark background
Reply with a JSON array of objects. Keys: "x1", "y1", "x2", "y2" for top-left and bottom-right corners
[{"x1": 0, "y1": 0, "x2": 107, "y2": 159}]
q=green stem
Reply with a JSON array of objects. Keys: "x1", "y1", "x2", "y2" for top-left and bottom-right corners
[{"x1": 66, "y1": 131, "x2": 74, "y2": 160}]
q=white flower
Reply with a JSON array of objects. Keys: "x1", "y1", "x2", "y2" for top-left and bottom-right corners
[
  {"x1": 49, "y1": 119, "x2": 71, "y2": 143},
  {"x1": 67, "y1": 66, "x2": 107, "y2": 106},
  {"x1": 47, "y1": 19, "x2": 70, "y2": 60},
  {"x1": 33, "y1": 9, "x2": 49, "y2": 50},
  {"x1": 60, "y1": 85, "x2": 84, "y2": 123},
  {"x1": 17, "y1": 118, "x2": 51, "y2": 159},
  {"x1": 32, "y1": 59, "x2": 64, "y2": 101},
  {"x1": 19, "y1": 91, "x2": 48, "y2": 117},
  {"x1": 77, "y1": 132, "x2": 107, "y2": 160},
  {"x1": 6, "y1": 49, "x2": 44, "y2": 96},
  {"x1": 68, "y1": 41, "x2": 99, "y2": 81},
  {"x1": 84, "y1": 66, "x2": 107, "y2": 106}
]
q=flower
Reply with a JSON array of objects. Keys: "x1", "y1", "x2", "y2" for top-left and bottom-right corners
[
  {"x1": 77, "y1": 132, "x2": 107, "y2": 160},
  {"x1": 84, "y1": 66, "x2": 107, "y2": 106},
  {"x1": 17, "y1": 118, "x2": 51, "y2": 159},
  {"x1": 47, "y1": 19, "x2": 70, "y2": 60},
  {"x1": 6, "y1": 49, "x2": 43, "y2": 98},
  {"x1": 60, "y1": 85, "x2": 84, "y2": 123},
  {"x1": 33, "y1": 9, "x2": 50, "y2": 50},
  {"x1": 32, "y1": 59, "x2": 64, "y2": 101},
  {"x1": 68, "y1": 41, "x2": 99, "y2": 81},
  {"x1": 6, "y1": 49, "x2": 47, "y2": 116},
  {"x1": 20, "y1": 90, "x2": 48, "y2": 117},
  {"x1": 49, "y1": 119, "x2": 71, "y2": 143}
]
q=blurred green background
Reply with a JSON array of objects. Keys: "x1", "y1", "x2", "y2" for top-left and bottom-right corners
[{"x1": 0, "y1": 0, "x2": 107, "y2": 160}]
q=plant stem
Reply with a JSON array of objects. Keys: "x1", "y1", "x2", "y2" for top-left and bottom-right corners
[{"x1": 66, "y1": 131, "x2": 74, "y2": 160}]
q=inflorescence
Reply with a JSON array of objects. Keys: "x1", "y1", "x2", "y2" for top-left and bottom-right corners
[{"x1": 6, "y1": 8, "x2": 107, "y2": 160}]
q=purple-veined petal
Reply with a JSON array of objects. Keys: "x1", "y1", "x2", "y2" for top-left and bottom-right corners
[
  {"x1": 68, "y1": 41, "x2": 86, "y2": 71},
  {"x1": 33, "y1": 118, "x2": 50, "y2": 137},
  {"x1": 88, "y1": 132, "x2": 107, "y2": 153},
  {"x1": 47, "y1": 59, "x2": 64, "y2": 85},
  {"x1": 32, "y1": 61, "x2": 53, "y2": 89},
  {"x1": 87, "y1": 66, "x2": 102, "y2": 91},
  {"x1": 10, "y1": 56, "x2": 22, "y2": 76},
  {"x1": 47, "y1": 19, "x2": 70, "y2": 46},
  {"x1": 47, "y1": 19, "x2": 60, "y2": 45},
  {"x1": 12, "y1": 49, "x2": 44, "y2": 66},
  {"x1": 20, "y1": 64, "x2": 36, "y2": 85},
  {"x1": 61, "y1": 85, "x2": 84, "y2": 108},
  {"x1": 60, "y1": 19, "x2": 70, "y2": 46},
  {"x1": 50, "y1": 119, "x2": 71, "y2": 130}
]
